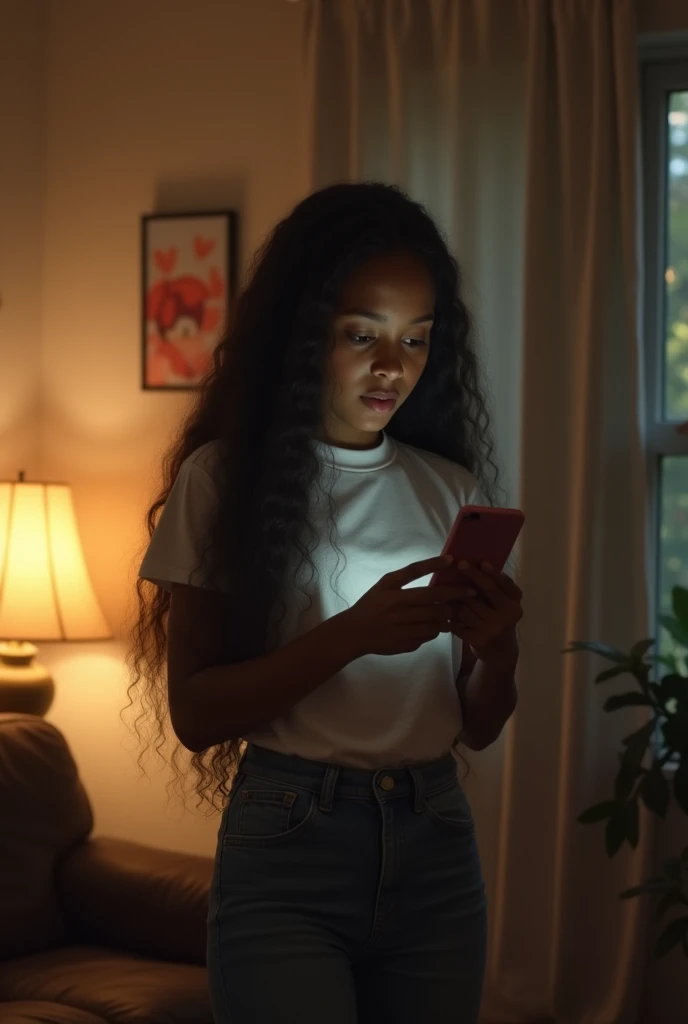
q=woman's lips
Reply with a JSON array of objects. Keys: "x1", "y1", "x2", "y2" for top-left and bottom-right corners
[{"x1": 360, "y1": 395, "x2": 398, "y2": 413}]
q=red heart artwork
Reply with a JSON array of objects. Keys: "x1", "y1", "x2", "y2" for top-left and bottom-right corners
[
  {"x1": 154, "y1": 247, "x2": 178, "y2": 274},
  {"x1": 208, "y1": 267, "x2": 224, "y2": 299},
  {"x1": 194, "y1": 236, "x2": 216, "y2": 259},
  {"x1": 202, "y1": 306, "x2": 222, "y2": 332}
]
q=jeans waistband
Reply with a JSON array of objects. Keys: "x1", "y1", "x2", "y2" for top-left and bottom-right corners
[{"x1": 239, "y1": 743, "x2": 461, "y2": 814}]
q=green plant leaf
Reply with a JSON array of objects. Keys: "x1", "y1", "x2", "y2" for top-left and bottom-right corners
[
  {"x1": 656, "y1": 891, "x2": 688, "y2": 920},
  {"x1": 663, "y1": 714, "x2": 688, "y2": 756},
  {"x1": 659, "y1": 614, "x2": 688, "y2": 650},
  {"x1": 625, "y1": 800, "x2": 640, "y2": 848},
  {"x1": 672, "y1": 586, "x2": 688, "y2": 634},
  {"x1": 606, "y1": 805, "x2": 632, "y2": 856},
  {"x1": 622, "y1": 720, "x2": 651, "y2": 753},
  {"x1": 630, "y1": 638, "x2": 656, "y2": 662},
  {"x1": 604, "y1": 692, "x2": 653, "y2": 712},
  {"x1": 578, "y1": 800, "x2": 617, "y2": 824},
  {"x1": 595, "y1": 665, "x2": 631, "y2": 684},
  {"x1": 641, "y1": 768, "x2": 671, "y2": 819},
  {"x1": 662, "y1": 719, "x2": 683, "y2": 755},
  {"x1": 629, "y1": 662, "x2": 653, "y2": 698},
  {"x1": 676, "y1": 764, "x2": 688, "y2": 819},
  {"x1": 655, "y1": 917, "x2": 688, "y2": 958},
  {"x1": 615, "y1": 759, "x2": 639, "y2": 801},
  {"x1": 564, "y1": 641, "x2": 627, "y2": 663},
  {"x1": 622, "y1": 719, "x2": 656, "y2": 747},
  {"x1": 620, "y1": 879, "x2": 669, "y2": 899},
  {"x1": 659, "y1": 675, "x2": 688, "y2": 704},
  {"x1": 662, "y1": 858, "x2": 682, "y2": 884},
  {"x1": 621, "y1": 720, "x2": 655, "y2": 773}
]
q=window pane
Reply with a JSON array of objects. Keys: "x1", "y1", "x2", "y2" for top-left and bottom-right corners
[
  {"x1": 658, "y1": 456, "x2": 688, "y2": 655},
  {"x1": 663, "y1": 90, "x2": 688, "y2": 421}
]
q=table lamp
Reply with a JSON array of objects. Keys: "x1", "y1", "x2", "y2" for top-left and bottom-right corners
[{"x1": 0, "y1": 471, "x2": 112, "y2": 716}]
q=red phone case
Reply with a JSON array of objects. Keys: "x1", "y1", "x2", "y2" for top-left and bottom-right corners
[{"x1": 428, "y1": 505, "x2": 525, "y2": 587}]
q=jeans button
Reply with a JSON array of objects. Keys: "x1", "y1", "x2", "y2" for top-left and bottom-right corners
[{"x1": 379, "y1": 775, "x2": 395, "y2": 791}]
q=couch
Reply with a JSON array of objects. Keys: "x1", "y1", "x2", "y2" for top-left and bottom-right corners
[{"x1": 0, "y1": 712, "x2": 216, "y2": 1023}]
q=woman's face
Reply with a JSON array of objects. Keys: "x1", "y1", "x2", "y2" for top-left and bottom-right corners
[{"x1": 319, "y1": 250, "x2": 435, "y2": 449}]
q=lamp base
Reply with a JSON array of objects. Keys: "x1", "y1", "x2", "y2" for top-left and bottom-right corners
[{"x1": 0, "y1": 642, "x2": 54, "y2": 716}]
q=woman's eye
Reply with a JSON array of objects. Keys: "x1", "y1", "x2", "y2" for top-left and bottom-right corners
[{"x1": 346, "y1": 332, "x2": 427, "y2": 348}]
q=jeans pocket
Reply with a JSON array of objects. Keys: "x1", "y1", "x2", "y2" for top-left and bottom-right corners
[
  {"x1": 222, "y1": 772, "x2": 317, "y2": 847},
  {"x1": 424, "y1": 781, "x2": 475, "y2": 833}
]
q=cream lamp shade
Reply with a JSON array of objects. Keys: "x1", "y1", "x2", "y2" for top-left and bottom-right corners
[{"x1": 0, "y1": 473, "x2": 112, "y2": 715}]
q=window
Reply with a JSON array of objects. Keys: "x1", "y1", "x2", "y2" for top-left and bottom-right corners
[{"x1": 641, "y1": 48, "x2": 688, "y2": 659}]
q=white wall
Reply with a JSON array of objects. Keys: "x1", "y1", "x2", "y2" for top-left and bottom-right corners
[
  {"x1": 2, "y1": 0, "x2": 310, "y2": 857},
  {"x1": 0, "y1": 0, "x2": 45, "y2": 478}
]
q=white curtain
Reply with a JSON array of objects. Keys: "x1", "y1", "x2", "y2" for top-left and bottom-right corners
[{"x1": 305, "y1": 2, "x2": 652, "y2": 1020}]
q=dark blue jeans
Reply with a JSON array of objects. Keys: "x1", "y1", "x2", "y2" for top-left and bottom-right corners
[{"x1": 207, "y1": 743, "x2": 487, "y2": 1023}]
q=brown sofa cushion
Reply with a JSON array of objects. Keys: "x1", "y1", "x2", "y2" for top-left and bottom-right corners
[
  {"x1": 0, "y1": 946, "x2": 213, "y2": 1024},
  {"x1": 0, "y1": 715, "x2": 93, "y2": 960},
  {"x1": 58, "y1": 836, "x2": 213, "y2": 966}
]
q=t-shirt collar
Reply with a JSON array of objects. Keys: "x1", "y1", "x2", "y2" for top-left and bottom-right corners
[{"x1": 313, "y1": 430, "x2": 397, "y2": 472}]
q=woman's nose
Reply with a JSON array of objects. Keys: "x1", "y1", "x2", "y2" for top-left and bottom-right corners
[{"x1": 370, "y1": 358, "x2": 404, "y2": 379}]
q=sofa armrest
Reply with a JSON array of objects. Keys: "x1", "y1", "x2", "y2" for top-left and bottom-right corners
[{"x1": 57, "y1": 835, "x2": 214, "y2": 965}]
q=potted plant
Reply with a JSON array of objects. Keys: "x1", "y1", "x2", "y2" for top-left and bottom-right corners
[{"x1": 565, "y1": 585, "x2": 688, "y2": 957}]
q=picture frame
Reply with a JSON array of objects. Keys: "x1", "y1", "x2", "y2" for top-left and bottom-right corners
[{"x1": 141, "y1": 209, "x2": 238, "y2": 390}]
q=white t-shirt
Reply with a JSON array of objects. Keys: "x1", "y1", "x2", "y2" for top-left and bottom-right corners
[{"x1": 138, "y1": 431, "x2": 484, "y2": 768}]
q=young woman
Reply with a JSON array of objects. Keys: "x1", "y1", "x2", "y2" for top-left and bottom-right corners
[{"x1": 129, "y1": 181, "x2": 523, "y2": 1024}]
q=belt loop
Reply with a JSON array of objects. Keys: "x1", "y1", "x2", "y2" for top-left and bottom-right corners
[
  {"x1": 319, "y1": 764, "x2": 339, "y2": 812},
  {"x1": 408, "y1": 765, "x2": 424, "y2": 813}
]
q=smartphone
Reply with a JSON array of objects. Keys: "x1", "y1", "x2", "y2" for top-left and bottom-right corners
[{"x1": 428, "y1": 505, "x2": 525, "y2": 588}]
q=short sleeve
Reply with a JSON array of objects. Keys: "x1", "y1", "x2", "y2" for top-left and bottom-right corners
[{"x1": 138, "y1": 454, "x2": 220, "y2": 592}]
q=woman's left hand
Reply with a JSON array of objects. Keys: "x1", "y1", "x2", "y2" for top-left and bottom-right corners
[{"x1": 450, "y1": 561, "x2": 523, "y2": 665}]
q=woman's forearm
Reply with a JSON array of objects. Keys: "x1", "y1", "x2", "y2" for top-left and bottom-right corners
[
  {"x1": 176, "y1": 612, "x2": 361, "y2": 753},
  {"x1": 458, "y1": 650, "x2": 518, "y2": 751}
]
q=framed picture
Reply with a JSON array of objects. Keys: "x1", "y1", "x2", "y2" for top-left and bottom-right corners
[{"x1": 141, "y1": 209, "x2": 237, "y2": 390}]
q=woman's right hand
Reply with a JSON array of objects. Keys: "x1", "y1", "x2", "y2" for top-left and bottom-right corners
[{"x1": 337, "y1": 555, "x2": 475, "y2": 657}]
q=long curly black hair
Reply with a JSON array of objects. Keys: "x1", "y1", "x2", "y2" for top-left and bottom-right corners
[{"x1": 124, "y1": 181, "x2": 500, "y2": 815}]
